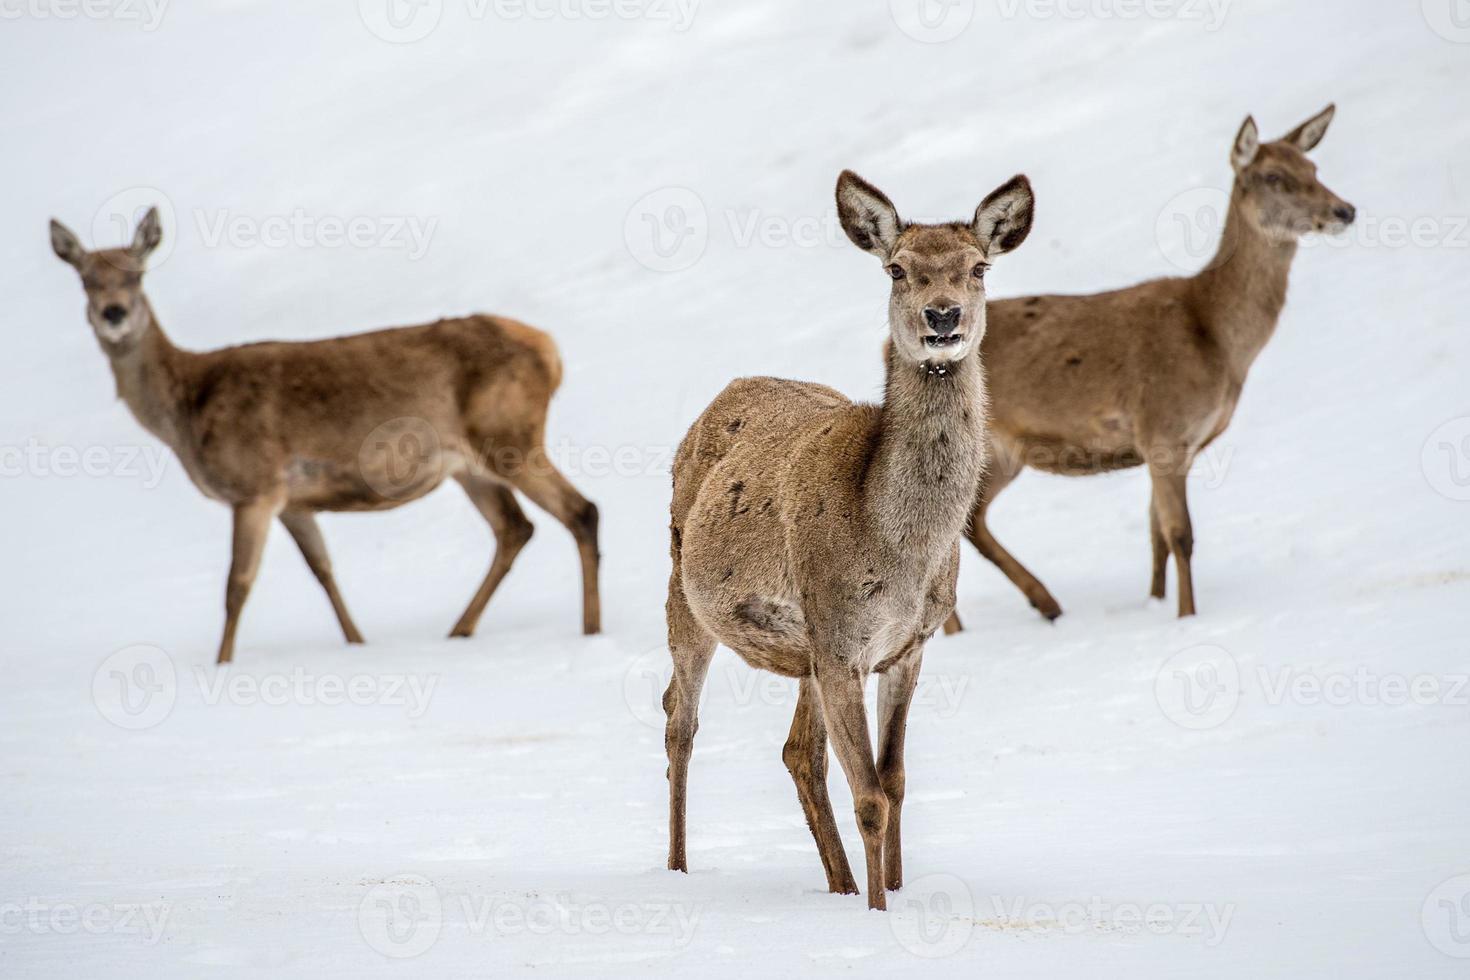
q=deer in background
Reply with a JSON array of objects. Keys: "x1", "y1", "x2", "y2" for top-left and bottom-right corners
[
  {"x1": 950, "y1": 105, "x2": 1354, "y2": 625},
  {"x1": 50, "y1": 208, "x2": 600, "y2": 663},
  {"x1": 665, "y1": 170, "x2": 1034, "y2": 909}
]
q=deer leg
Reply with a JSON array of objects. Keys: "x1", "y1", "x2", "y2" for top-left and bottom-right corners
[
  {"x1": 279, "y1": 509, "x2": 364, "y2": 645},
  {"x1": 217, "y1": 496, "x2": 280, "y2": 665},
  {"x1": 665, "y1": 569, "x2": 715, "y2": 874},
  {"x1": 813, "y1": 657, "x2": 888, "y2": 910},
  {"x1": 449, "y1": 475, "x2": 535, "y2": 638},
  {"x1": 1149, "y1": 493, "x2": 1168, "y2": 600},
  {"x1": 876, "y1": 648, "x2": 921, "y2": 892},
  {"x1": 966, "y1": 500, "x2": 1062, "y2": 621},
  {"x1": 505, "y1": 461, "x2": 601, "y2": 635},
  {"x1": 782, "y1": 677, "x2": 858, "y2": 895},
  {"x1": 1149, "y1": 463, "x2": 1196, "y2": 617}
]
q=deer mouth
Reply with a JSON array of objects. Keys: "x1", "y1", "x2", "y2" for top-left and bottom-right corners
[{"x1": 923, "y1": 332, "x2": 964, "y2": 350}]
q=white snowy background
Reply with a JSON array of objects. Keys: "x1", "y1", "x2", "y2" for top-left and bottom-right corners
[{"x1": 2, "y1": 0, "x2": 1468, "y2": 976}]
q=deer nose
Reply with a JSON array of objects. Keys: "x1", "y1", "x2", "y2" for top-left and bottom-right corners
[
  {"x1": 923, "y1": 306, "x2": 962, "y2": 333},
  {"x1": 100, "y1": 304, "x2": 128, "y2": 325},
  {"x1": 1333, "y1": 204, "x2": 1356, "y2": 224}
]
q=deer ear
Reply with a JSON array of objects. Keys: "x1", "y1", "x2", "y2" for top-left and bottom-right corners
[
  {"x1": 131, "y1": 207, "x2": 163, "y2": 260},
  {"x1": 973, "y1": 174, "x2": 1034, "y2": 257},
  {"x1": 836, "y1": 170, "x2": 901, "y2": 258},
  {"x1": 1281, "y1": 103, "x2": 1335, "y2": 153},
  {"x1": 50, "y1": 219, "x2": 85, "y2": 268},
  {"x1": 1231, "y1": 115, "x2": 1260, "y2": 170}
]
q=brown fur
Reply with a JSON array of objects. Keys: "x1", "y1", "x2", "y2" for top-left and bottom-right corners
[
  {"x1": 953, "y1": 105, "x2": 1354, "y2": 622},
  {"x1": 50, "y1": 209, "x2": 600, "y2": 663},
  {"x1": 663, "y1": 171, "x2": 1034, "y2": 909}
]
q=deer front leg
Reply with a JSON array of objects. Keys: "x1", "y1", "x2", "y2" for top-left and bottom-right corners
[
  {"x1": 1148, "y1": 493, "x2": 1168, "y2": 600},
  {"x1": 1148, "y1": 462, "x2": 1196, "y2": 617},
  {"x1": 664, "y1": 575, "x2": 715, "y2": 874},
  {"x1": 813, "y1": 656, "x2": 888, "y2": 910},
  {"x1": 783, "y1": 677, "x2": 858, "y2": 895},
  {"x1": 280, "y1": 509, "x2": 365, "y2": 645},
  {"x1": 876, "y1": 648, "x2": 921, "y2": 892},
  {"x1": 218, "y1": 496, "x2": 281, "y2": 664}
]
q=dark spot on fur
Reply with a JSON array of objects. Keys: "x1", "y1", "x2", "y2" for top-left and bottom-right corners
[
  {"x1": 1024, "y1": 310, "x2": 1039, "y2": 320},
  {"x1": 721, "y1": 567, "x2": 734, "y2": 582},
  {"x1": 760, "y1": 497, "x2": 774, "y2": 513},
  {"x1": 1066, "y1": 355, "x2": 1082, "y2": 366},
  {"x1": 820, "y1": 425, "x2": 832, "y2": 436},
  {"x1": 726, "y1": 418, "x2": 744, "y2": 433},
  {"x1": 670, "y1": 525, "x2": 682, "y2": 549},
  {"x1": 737, "y1": 598, "x2": 801, "y2": 634},
  {"x1": 1024, "y1": 297, "x2": 1041, "y2": 307},
  {"x1": 728, "y1": 481, "x2": 749, "y2": 518},
  {"x1": 859, "y1": 579, "x2": 884, "y2": 600}
]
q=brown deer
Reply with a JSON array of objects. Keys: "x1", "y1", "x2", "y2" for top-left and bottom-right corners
[
  {"x1": 664, "y1": 170, "x2": 1035, "y2": 909},
  {"x1": 50, "y1": 208, "x2": 600, "y2": 663},
  {"x1": 952, "y1": 105, "x2": 1354, "y2": 624}
]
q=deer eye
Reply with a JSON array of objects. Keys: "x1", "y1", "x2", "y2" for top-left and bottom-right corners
[
  {"x1": 887, "y1": 264, "x2": 906, "y2": 281},
  {"x1": 1264, "y1": 173, "x2": 1282, "y2": 185},
  {"x1": 971, "y1": 263, "x2": 989, "y2": 280}
]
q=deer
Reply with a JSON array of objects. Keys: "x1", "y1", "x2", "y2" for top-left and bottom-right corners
[
  {"x1": 49, "y1": 207, "x2": 601, "y2": 664},
  {"x1": 947, "y1": 104, "x2": 1354, "y2": 626},
  {"x1": 664, "y1": 170, "x2": 1035, "y2": 910}
]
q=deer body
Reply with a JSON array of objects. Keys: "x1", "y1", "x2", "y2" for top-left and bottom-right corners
[
  {"x1": 52, "y1": 212, "x2": 601, "y2": 663},
  {"x1": 958, "y1": 105, "x2": 1354, "y2": 621},
  {"x1": 665, "y1": 171, "x2": 1034, "y2": 909}
]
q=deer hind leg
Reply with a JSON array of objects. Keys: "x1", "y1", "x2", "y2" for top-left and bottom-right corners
[
  {"x1": 963, "y1": 459, "x2": 1062, "y2": 622},
  {"x1": 1148, "y1": 492, "x2": 1168, "y2": 600},
  {"x1": 504, "y1": 459, "x2": 601, "y2": 635},
  {"x1": 1148, "y1": 461, "x2": 1196, "y2": 617},
  {"x1": 449, "y1": 475, "x2": 535, "y2": 638},
  {"x1": 664, "y1": 567, "x2": 715, "y2": 874},
  {"x1": 783, "y1": 677, "x2": 858, "y2": 895},
  {"x1": 814, "y1": 656, "x2": 889, "y2": 910},
  {"x1": 217, "y1": 495, "x2": 283, "y2": 665},
  {"x1": 876, "y1": 647, "x2": 921, "y2": 892},
  {"x1": 279, "y1": 509, "x2": 364, "y2": 645}
]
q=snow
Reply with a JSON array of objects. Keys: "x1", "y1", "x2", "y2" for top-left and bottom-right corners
[{"x1": 3, "y1": 1, "x2": 1468, "y2": 976}]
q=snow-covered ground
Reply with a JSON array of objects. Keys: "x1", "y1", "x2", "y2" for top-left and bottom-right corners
[{"x1": 3, "y1": 1, "x2": 1468, "y2": 976}]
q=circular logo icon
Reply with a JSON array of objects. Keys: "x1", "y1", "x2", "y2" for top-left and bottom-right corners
[
  {"x1": 1423, "y1": 873, "x2": 1470, "y2": 958},
  {"x1": 624, "y1": 188, "x2": 708, "y2": 273},
  {"x1": 1154, "y1": 644, "x2": 1240, "y2": 730},
  {"x1": 1423, "y1": 0, "x2": 1470, "y2": 42},
  {"x1": 92, "y1": 644, "x2": 177, "y2": 730},
  {"x1": 889, "y1": 0, "x2": 975, "y2": 43},
  {"x1": 358, "y1": 417, "x2": 444, "y2": 501},
  {"x1": 1422, "y1": 418, "x2": 1470, "y2": 502},
  {"x1": 359, "y1": 0, "x2": 444, "y2": 43},
  {"x1": 92, "y1": 187, "x2": 177, "y2": 270},
  {"x1": 358, "y1": 875, "x2": 442, "y2": 958},
  {"x1": 622, "y1": 646, "x2": 677, "y2": 730},
  {"x1": 889, "y1": 873, "x2": 975, "y2": 958},
  {"x1": 1155, "y1": 186, "x2": 1232, "y2": 271}
]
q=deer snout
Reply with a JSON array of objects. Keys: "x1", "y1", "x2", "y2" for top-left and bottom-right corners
[
  {"x1": 1333, "y1": 203, "x2": 1356, "y2": 224},
  {"x1": 922, "y1": 305, "x2": 962, "y2": 335},
  {"x1": 100, "y1": 304, "x2": 129, "y2": 325}
]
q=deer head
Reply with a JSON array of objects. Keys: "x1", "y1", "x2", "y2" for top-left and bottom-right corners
[
  {"x1": 837, "y1": 171, "x2": 1034, "y2": 366},
  {"x1": 50, "y1": 208, "x2": 163, "y2": 351},
  {"x1": 1229, "y1": 104, "x2": 1355, "y2": 242}
]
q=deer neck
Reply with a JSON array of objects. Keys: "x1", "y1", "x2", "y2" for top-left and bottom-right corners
[
  {"x1": 866, "y1": 343, "x2": 988, "y2": 555},
  {"x1": 1192, "y1": 185, "x2": 1298, "y2": 380},
  {"x1": 104, "y1": 301, "x2": 191, "y2": 448}
]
